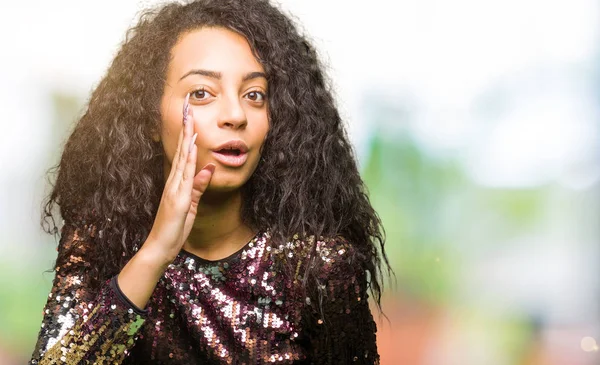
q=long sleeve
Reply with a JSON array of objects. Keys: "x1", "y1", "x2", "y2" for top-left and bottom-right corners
[
  {"x1": 300, "y1": 238, "x2": 380, "y2": 365},
  {"x1": 29, "y1": 222, "x2": 148, "y2": 364}
]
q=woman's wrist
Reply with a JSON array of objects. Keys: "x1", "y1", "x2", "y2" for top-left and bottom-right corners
[{"x1": 138, "y1": 240, "x2": 178, "y2": 270}]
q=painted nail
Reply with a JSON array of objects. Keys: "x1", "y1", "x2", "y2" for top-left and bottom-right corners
[
  {"x1": 183, "y1": 93, "x2": 190, "y2": 125},
  {"x1": 188, "y1": 133, "x2": 197, "y2": 153}
]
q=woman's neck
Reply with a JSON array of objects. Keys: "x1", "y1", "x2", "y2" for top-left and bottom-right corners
[{"x1": 182, "y1": 189, "x2": 255, "y2": 261}]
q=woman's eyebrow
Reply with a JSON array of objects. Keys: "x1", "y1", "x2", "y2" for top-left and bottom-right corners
[{"x1": 179, "y1": 69, "x2": 267, "y2": 82}]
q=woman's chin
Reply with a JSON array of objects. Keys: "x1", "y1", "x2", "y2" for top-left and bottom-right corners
[
  {"x1": 203, "y1": 177, "x2": 245, "y2": 194},
  {"x1": 193, "y1": 165, "x2": 255, "y2": 196}
]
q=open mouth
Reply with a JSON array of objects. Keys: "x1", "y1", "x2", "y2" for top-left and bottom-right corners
[
  {"x1": 212, "y1": 140, "x2": 249, "y2": 167},
  {"x1": 215, "y1": 147, "x2": 243, "y2": 156}
]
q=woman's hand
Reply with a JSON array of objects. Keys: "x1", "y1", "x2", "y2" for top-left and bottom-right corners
[{"x1": 145, "y1": 93, "x2": 215, "y2": 264}]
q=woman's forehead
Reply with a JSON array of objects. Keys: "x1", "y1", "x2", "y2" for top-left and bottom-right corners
[{"x1": 167, "y1": 27, "x2": 265, "y2": 83}]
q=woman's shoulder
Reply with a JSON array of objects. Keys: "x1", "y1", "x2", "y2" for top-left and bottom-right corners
[{"x1": 269, "y1": 231, "x2": 366, "y2": 280}]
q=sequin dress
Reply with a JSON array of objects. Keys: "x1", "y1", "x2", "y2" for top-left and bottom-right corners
[{"x1": 29, "y1": 223, "x2": 379, "y2": 364}]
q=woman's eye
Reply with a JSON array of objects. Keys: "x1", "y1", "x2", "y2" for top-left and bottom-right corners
[
  {"x1": 246, "y1": 91, "x2": 266, "y2": 102},
  {"x1": 191, "y1": 89, "x2": 211, "y2": 100}
]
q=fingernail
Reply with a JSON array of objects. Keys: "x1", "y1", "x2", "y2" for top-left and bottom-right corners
[
  {"x1": 204, "y1": 163, "x2": 216, "y2": 174},
  {"x1": 183, "y1": 93, "x2": 190, "y2": 125},
  {"x1": 188, "y1": 133, "x2": 197, "y2": 153}
]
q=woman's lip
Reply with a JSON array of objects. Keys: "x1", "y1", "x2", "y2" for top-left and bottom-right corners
[{"x1": 211, "y1": 151, "x2": 248, "y2": 167}]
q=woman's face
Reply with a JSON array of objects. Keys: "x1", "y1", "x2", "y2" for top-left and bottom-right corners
[{"x1": 159, "y1": 27, "x2": 269, "y2": 193}]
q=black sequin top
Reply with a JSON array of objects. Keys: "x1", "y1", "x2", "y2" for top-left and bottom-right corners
[{"x1": 29, "y1": 224, "x2": 379, "y2": 364}]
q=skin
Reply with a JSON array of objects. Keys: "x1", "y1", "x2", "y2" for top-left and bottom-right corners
[
  {"x1": 158, "y1": 27, "x2": 270, "y2": 260},
  {"x1": 117, "y1": 27, "x2": 270, "y2": 309}
]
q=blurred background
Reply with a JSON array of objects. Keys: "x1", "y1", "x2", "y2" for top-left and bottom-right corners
[{"x1": 1, "y1": 0, "x2": 599, "y2": 364}]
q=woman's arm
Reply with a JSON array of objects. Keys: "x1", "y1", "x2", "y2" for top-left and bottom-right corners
[
  {"x1": 301, "y1": 238, "x2": 380, "y2": 365},
  {"x1": 29, "y1": 222, "x2": 167, "y2": 364},
  {"x1": 31, "y1": 89, "x2": 211, "y2": 364}
]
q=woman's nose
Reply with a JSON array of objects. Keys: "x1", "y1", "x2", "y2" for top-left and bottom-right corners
[{"x1": 217, "y1": 94, "x2": 247, "y2": 129}]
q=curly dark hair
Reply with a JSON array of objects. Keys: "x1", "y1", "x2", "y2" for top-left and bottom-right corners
[{"x1": 41, "y1": 0, "x2": 392, "y2": 311}]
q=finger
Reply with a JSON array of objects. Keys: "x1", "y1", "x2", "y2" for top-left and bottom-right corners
[
  {"x1": 166, "y1": 93, "x2": 190, "y2": 183},
  {"x1": 190, "y1": 164, "x2": 215, "y2": 202},
  {"x1": 169, "y1": 93, "x2": 192, "y2": 189},
  {"x1": 174, "y1": 94, "x2": 193, "y2": 176},
  {"x1": 181, "y1": 132, "x2": 198, "y2": 186},
  {"x1": 166, "y1": 123, "x2": 185, "y2": 185}
]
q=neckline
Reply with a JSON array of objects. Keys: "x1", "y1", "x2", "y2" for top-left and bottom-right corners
[{"x1": 179, "y1": 230, "x2": 262, "y2": 264}]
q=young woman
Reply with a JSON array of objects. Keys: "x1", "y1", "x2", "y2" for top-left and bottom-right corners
[{"x1": 30, "y1": 0, "x2": 391, "y2": 363}]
